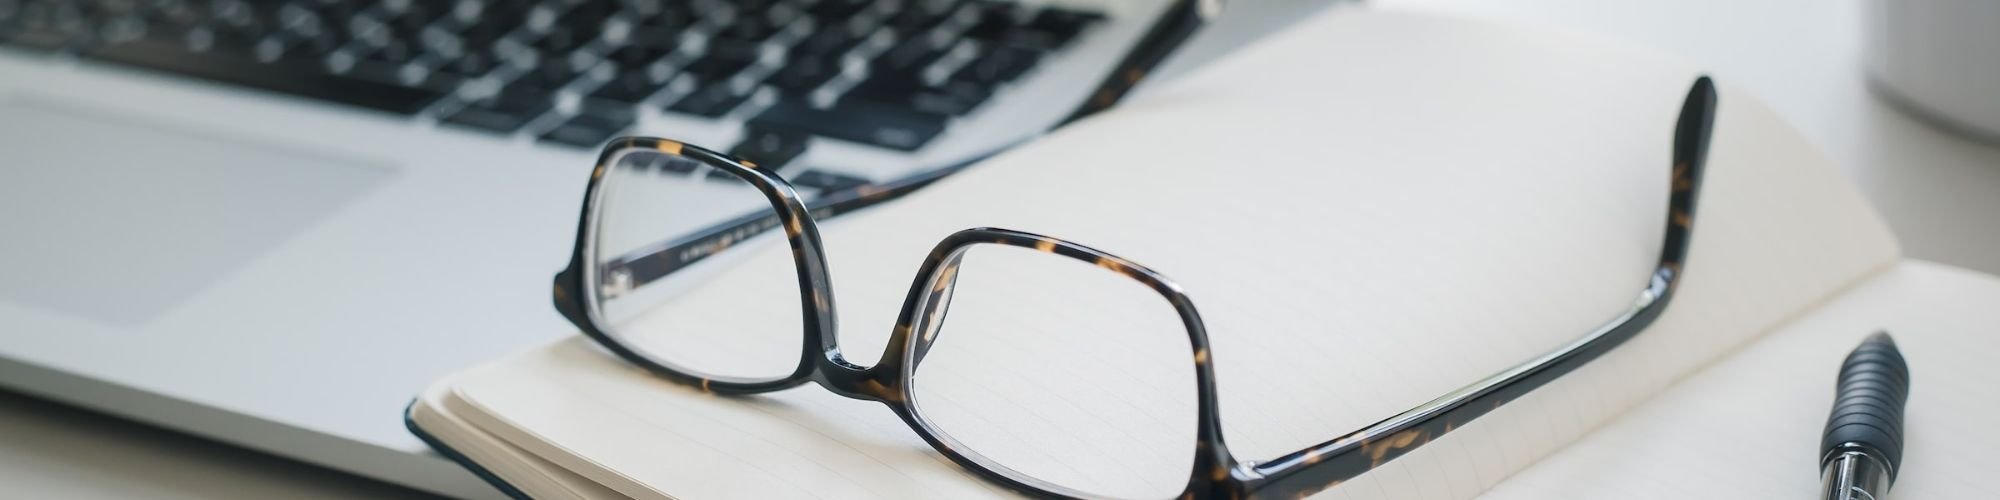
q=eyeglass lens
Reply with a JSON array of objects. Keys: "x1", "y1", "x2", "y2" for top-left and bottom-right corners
[
  {"x1": 906, "y1": 243, "x2": 1199, "y2": 499},
  {"x1": 590, "y1": 150, "x2": 804, "y2": 383}
]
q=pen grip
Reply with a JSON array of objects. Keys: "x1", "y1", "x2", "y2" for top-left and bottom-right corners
[{"x1": 1820, "y1": 331, "x2": 1909, "y2": 478}]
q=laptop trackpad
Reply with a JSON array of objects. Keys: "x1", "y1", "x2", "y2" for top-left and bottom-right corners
[{"x1": 0, "y1": 99, "x2": 394, "y2": 326}]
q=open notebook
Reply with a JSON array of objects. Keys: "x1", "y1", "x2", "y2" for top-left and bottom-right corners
[{"x1": 406, "y1": 8, "x2": 2000, "y2": 500}]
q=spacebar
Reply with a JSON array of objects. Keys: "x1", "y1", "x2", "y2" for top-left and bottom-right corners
[{"x1": 88, "y1": 41, "x2": 442, "y2": 115}]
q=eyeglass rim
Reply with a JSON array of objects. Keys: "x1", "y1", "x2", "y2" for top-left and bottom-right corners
[
  {"x1": 889, "y1": 229, "x2": 1231, "y2": 500},
  {"x1": 554, "y1": 138, "x2": 834, "y2": 391}
]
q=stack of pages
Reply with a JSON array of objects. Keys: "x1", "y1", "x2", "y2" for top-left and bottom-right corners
[{"x1": 407, "y1": 8, "x2": 2000, "y2": 499}]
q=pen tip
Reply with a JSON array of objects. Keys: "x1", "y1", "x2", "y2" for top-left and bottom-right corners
[{"x1": 1867, "y1": 330, "x2": 1896, "y2": 346}]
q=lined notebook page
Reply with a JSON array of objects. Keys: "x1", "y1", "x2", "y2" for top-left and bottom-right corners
[
  {"x1": 445, "y1": 9, "x2": 1898, "y2": 500},
  {"x1": 1480, "y1": 261, "x2": 2000, "y2": 499}
]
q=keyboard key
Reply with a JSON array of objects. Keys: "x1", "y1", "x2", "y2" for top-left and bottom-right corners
[
  {"x1": 634, "y1": 4, "x2": 696, "y2": 31},
  {"x1": 557, "y1": 2, "x2": 613, "y2": 38},
  {"x1": 294, "y1": 30, "x2": 350, "y2": 58},
  {"x1": 443, "y1": 91, "x2": 553, "y2": 133},
  {"x1": 195, "y1": 26, "x2": 265, "y2": 60},
  {"x1": 497, "y1": 77, "x2": 559, "y2": 104},
  {"x1": 874, "y1": 35, "x2": 947, "y2": 75},
  {"x1": 589, "y1": 71, "x2": 662, "y2": 104},
  {"x1": 362, "y1": 38, "x2": 417, "y2": 65},
  {"x1": 302, "y1": 2, "x2": 358, "y2": 27},
  {"x1": 606, "y1": 45, "x2": 665, "y2": 70},
  {"x1": 768, "y1": 55, "x2": 839, "y2": 94},
  {"x1": 410, "y1": 71, "x2": 464, "y2": 94},
  {"x1": 952, "y1": 44, "x2": 1039, "y2": 85},
  {"x1": 441, "y1": 106, "x2": 538, "y2": 133},
  {"x1": 960, "y1": 2, "x2": 1026, "y2": 41},
  {"x1": 705, "y1": 167, "x2": 749, "y2": 183},
  {"x1": 883, "y1": 2, "x2": 954, "y2": 35},
  {"x1": 622, "y1": 24, "x2": 683, "y2": 50},
  {"x1": 533, "y1": 25, "x2": 588, "y2": 54},
  {"x1": 460, "y1": 15, "x2": 512, "y2": 47},
  {"x1": 665, "y1": 84, "x2": 753, "y2": 117},
  {"x1": 1021, "y1": 8, "x2": 1103, "y2": 50},
  {"x1": 385, "y1": 3, "x2": 441, "y2": 36},
  {"x1": 682, "y1": 39, "x2": 759, "y2": 83},
  {"x1": 789, "y1": 170, "x2": 870, "y2": 192},
  {"x1": 731, "y1": 0, "x2": 781, "y2": 14},
  {"x1": 806, "y1": 0, "x2": 871, "y2": 20},
  {"x1": 436, "y1": 49, "x2": 497, "y2": 78},
  {"x1": 514, "y1": 57, "x2": 586, "y2": 90},
  {"x1": 728, "y1": 128, "x2": 811, "y2": 170},
  {"x1": 911, "y1": 82, "x2": 991, "y2": 116},
  {"x1": 711, "y1": 16, "x2": 778, "y2": 44},
  {"x1": 3, "y1": 26, "x2": 76, "y2": 51},
  {"x1": 750, "y1": 99, "x2": 947, "y2": 151},
  {"x1": 793, "y1": 25, "x2": 860, "y2": 57},
  {"x1": 848, "y1": 79, "x2": 990, "y2": 116},
  {"x1": 539, "y1": 112, "x2": 635, "y2": 148},
  {"x1": 625, "y1": 151, "x2": 703, "y2": 175},
  {"x1": 966, "y1": 7, "x2": 1103, "y2": 52},
  {"x1": 617, "y1": 152, "x2": 658, "y2": 172},
  {"x1": 654, "y1": 154, "x2": 699, "y2": 174},
  {"x1": 343, "y1": 59, "x2": 406, "y2": 85},
  {"x1": 89, "y1": 39, "x2": 443, "y2": 115}
]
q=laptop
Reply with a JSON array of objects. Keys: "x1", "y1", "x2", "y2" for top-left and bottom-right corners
[{"x1": 0, "y1": 0, "x2": 1333, "y2": 496}]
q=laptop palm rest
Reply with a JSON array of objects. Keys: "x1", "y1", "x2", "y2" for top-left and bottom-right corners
[{"x1": 0, "y1": 98, "x2": 393, "y2": 327}]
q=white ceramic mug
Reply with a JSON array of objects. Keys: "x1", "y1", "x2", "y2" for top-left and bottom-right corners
[{"x1": 1865, "y1": 0, "x2": 2000, "y2": 143}]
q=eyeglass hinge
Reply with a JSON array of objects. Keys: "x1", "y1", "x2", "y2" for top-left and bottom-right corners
[{"x1": 1234, "y1": 461, "x2": 1265, "y2": 480}]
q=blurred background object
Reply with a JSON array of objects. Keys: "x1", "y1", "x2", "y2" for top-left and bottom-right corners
[
  {"x1": 1386, "y1": 0, "x2": 2000, "y2": 277},
  {"x1": 1864, "y1": 0, "x2": 2000, "y2": 144}
]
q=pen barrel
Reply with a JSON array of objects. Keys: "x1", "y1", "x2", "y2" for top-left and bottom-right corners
[{"x1": 1819, "y1": 331, "x2": 1909, "y2": 482}]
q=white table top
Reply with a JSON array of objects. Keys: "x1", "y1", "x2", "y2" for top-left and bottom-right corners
[{"x1": 7, "y1": 1, "x2": 1995, "y2": 498}]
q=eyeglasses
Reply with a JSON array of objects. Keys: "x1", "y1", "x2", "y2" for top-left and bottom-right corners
[{"x1": 549, "y1": 76, "x2": 1717, "y2": 498}]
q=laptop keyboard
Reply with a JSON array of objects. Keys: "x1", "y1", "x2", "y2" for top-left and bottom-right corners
[{"x1": 0, "y1": 0, "x2": 1103, "y2": 167}]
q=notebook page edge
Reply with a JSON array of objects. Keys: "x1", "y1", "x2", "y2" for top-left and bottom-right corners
[{"x1": 412, "y1": 365, "x2": 623, "y2": 499}]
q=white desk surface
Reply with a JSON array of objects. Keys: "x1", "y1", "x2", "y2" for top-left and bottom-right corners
[{"x1": 7, "y1": 0, "x2": 1995, "y2": 498}]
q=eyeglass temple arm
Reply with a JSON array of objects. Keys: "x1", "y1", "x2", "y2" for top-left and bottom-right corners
[
  {"x1": 1060, "y1": 0, "x2": 1222, "y2": 127},
  {"x1": 596, "y1": 0, "x2": 1221, "y2": 291},
  {"x1": 1238, "y1": 77, "x2": 1718, "y2": 499}
]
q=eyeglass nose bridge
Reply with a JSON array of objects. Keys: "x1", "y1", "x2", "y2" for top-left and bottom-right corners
[{"x1": 804, "y1": 244, "x2": 969, "y2": 405}]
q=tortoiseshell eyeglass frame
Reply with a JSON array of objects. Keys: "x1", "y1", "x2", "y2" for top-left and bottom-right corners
[{"x1": 549, "y1": 78, "x2": 1718, "y2": 499}]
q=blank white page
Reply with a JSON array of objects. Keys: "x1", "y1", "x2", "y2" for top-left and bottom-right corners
[
  {"x1": 444, "y1": 8, "x2": 1899, "y2": 500},
  {"x1": 1479, "y1": 261, "x2": 2000, "y2": 499}
]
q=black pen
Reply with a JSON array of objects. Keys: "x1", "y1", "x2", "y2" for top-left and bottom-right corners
[{"x1": 1819, "y1": 332, "x2": 1910, "y2": 500}]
